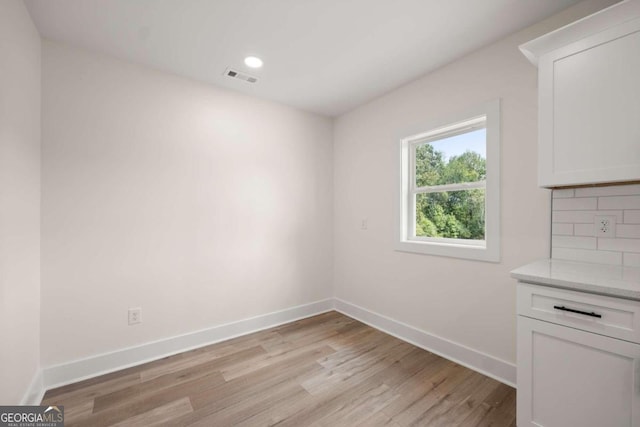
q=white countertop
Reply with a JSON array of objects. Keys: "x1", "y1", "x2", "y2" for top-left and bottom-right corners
[{"x1": 511, "y1": 259, "x2": 640, "y2": 301}]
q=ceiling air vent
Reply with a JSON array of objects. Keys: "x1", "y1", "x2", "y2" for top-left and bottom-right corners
[{"x1": 224, "y1": 67, "x2": 258, "y2": 83}]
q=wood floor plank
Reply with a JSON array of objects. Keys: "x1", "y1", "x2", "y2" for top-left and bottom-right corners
[
  {"x1": 429, "y1": 376, "x2": 503, "y2": 427},
  {"x1": 138, "y1": 344, "x2": 244, "y2": 382},
  {"x1": 458, "y1": 380, "x2": 515, "y2": 426},
  {"x1": 171, "y1": 354, "x2": 330, "y2": 425},
  {"x1": 42, "y1": 372, "x2": 141, "y2": 404},
  {"x1": 308, "y1": 382, "x2": 400, "y2": 426},
  {"x1": 385, "y1": 363, "x2": 477, "y2": 426},
  {"x1": 220, "y1": 340, "x2": 334, "y2": 381},
  {"x1": 353, "y1": 410, "x2": 403, "y2": 427},
  {"x1": 42, "y1": 312, "x2": 516, "y2": 427},
  {"x1": 302, "y1": 336, "x2": 415, "y2": 395},
  {"x1": 273, "y1": 311, "x2": 346, "y2": 335},
  {"x1": 69, "y1": 372, "x2": 225, "y2": 427},
  {"x1": 272, "y1": 343, "x2": 418, "y2": 427},
  {"x1": 378, "y1": 356, "x2": 454, "y2": 418},
  {"x1": 92, "y1": 345, "x2": 263, "y2": 412},
  {"x1": 264, "y1": 315, "x2": 356, "y2": 355},
  {"x1": 110, "y1": 397, "x2": 193, "y2": 427},
  {"x1": 469, "y1": 383, "x2": 517, "y2": 427},
  {"x1": 271, "y1": 379, "x2": 389, "y2": 427},
  {"x1": 380, "y1": 347, "x2": 441, "y2": 389},
  {"x1": 406, "y1": 372, "x2": 492, "y2": 426},
  {"x1": 54, "y1": 398, "x2": 94, "y2": 425},
  {"x1": 232, "y1": 383, "x2": 316, "y2": 427},
  {"x1": 91, "y1": 366, "x2": 224, "y2": 414},
  {"x1": 186, "y1": 383, "x2": 309, "y2": 427},
  {"x1": 189, "y1": 346, "x2": 334, "y2": 411},
  {"x1": 138, "y1": 327, "x2": 284, "y2": 382}
]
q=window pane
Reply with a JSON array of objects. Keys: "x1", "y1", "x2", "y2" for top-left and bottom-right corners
[
  {"x1": 415, "y1": 128, "x2": 486, "y2": 187},
  {"x1": 415, "y1": 189, "x2": 485, "y2": 240}
]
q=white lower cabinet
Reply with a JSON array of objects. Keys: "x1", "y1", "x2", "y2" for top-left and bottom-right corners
[{"x1": 517, "y1": 315, "x2": 640, "y2": 427}]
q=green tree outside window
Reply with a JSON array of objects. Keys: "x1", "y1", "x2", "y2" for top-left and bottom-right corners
[{"x1": 415, "y1": 144, "x2": 486, "y2": 240}]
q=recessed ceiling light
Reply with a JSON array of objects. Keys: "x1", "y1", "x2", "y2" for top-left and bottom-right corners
[{"x1": 244, "y1": 56, "x2": 263, "y2": 68}]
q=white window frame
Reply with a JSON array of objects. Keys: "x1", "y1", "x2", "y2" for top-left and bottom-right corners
[{"x1": 395, "y1": 99, "x2": 501, "y2": 262}]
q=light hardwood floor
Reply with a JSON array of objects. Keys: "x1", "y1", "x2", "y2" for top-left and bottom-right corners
[{"x1": 42, "y1": 311, "x2": 516, "y2": 426}]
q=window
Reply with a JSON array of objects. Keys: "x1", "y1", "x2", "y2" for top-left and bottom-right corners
[{"x1": 396, "y1": 100, "x2": 500, "y2": 262}]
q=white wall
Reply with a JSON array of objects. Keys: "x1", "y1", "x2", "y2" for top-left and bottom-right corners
[
  {"x1": 41, "y1": 41, "x2": 333, "y2": 367},
  {"x1": 333, "y1": 0, "x2": 617, "y2": 366},
  {"x1": 0, "y1": 0, "x2": 41, "y2": 404}
]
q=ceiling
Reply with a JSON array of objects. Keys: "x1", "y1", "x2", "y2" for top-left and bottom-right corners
[{"x1": 26, "y1": 0, "x2": 582, "y2": 117}]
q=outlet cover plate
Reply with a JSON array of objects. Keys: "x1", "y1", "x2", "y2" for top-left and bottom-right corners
[
  {"x1": 128, "y1": 307, "x2": 142, "y2": 325},
  {"x1": 594, "y1": 215, "x2": 616, "y2": 237}
]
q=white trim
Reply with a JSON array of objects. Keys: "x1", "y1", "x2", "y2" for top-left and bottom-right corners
[
  {"x1": 413, "y1": 180, "x2": 485, "y2": 195},
  {"x1": 406, "y1": 115, "x2": 486, "y2": 145},
  {"x1": 20, "y1": 369, "x2": 45, "y2": 405},
  {"x1": 42, "y1": 299, "x2": 334, "y2": 390},
  {"x1": 409, "y1": 235, "x2": 485, "y2": 247},
  {"x1": 396, "y1": 99, "x2": 501, "y2": 262},
  {"x1": 334, "y1": 298, "x2": 516, "y2": 388},
  {"x1": 519, "y1": 0, "x2": 640, "y2": 67},
  {"x1": 36, "y1": 297, "x2": 515, "y2": 397}
]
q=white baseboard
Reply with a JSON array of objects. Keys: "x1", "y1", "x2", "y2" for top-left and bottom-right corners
[
  {"x1": 334, "y1": 298, "x2": 516, "y2": 387},
  {"x1": 39, "y1": 296, "x2": 515, "y2": 396},
  {"x1": 42, "y1": 298, "x2": 334, "y2": 391},
  {"x1": 20, "y1": 369, "x2": 45, "y2": 405}
]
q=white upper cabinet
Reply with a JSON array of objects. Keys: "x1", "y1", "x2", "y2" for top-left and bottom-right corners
[{"x1": 520, "y1": 0, "x2": 640, "y2": 188}]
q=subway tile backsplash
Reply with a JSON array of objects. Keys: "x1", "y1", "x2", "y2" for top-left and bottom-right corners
[{"x1": 551, "y1": 183, "x2": 640, "y2": 267}]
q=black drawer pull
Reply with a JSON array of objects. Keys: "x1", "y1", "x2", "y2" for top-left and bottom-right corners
[{"x1": 553, "y1": 305, "x2": 602, "y2": 318}]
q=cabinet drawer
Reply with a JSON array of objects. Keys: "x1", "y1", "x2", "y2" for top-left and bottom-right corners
[{"x1": 517, "y1": 283, "x2": 640, "y2": 343}]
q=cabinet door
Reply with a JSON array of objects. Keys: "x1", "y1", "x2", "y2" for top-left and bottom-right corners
[
  {"x1": 538, "y1": 17, "x2": 640, "y2": 187},
  {"x1": 517, "y1": 316, "x2": 640, "y2": 427}
]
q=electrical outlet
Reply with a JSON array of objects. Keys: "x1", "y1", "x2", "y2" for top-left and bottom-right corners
[
  {"x1": 128, "y1": 307, "x2": 141, "y2": 325},
  {"x1": 594, "y1": 215, "x2": 616, "y2": 237},
  {"x1": 361, "y1": 218, "x2": 368, "y2": 230}
]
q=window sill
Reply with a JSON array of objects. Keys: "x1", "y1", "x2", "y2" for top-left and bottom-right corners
[{"x1": 395, "y1": 239, "x2": 500, "y2": 262}]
